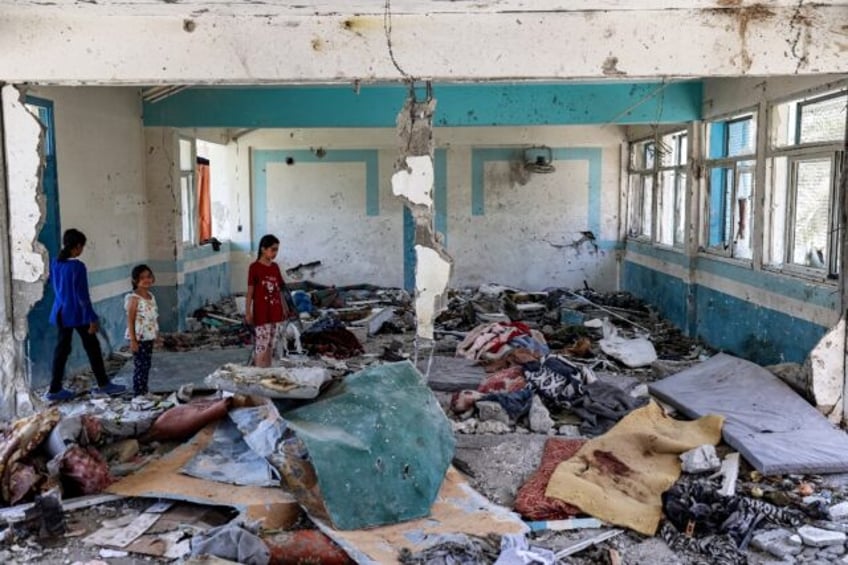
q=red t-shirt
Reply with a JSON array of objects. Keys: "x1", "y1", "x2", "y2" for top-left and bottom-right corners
[{"x1": 247, "y1": 261, "x2": 286, "y2": 325}]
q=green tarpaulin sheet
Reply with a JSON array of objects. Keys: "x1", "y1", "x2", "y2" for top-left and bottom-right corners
[{"x1": 284, "y1": 361, "x2": 455, "y2": 530}]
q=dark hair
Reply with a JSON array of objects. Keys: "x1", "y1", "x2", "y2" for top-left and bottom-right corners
[
  {"x1": 131, "y1": 264, "x2": 154, "y2": 290},
  {"x1": 58, "y1": 229, "x2": 87, "y2": 261},
  {"x1": 257, "y1": 234, "x2": 280, "y2": 259}
]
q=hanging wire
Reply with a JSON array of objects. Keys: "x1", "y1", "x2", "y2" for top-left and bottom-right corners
[{"x1": 383, "y1": 0, "x2": 413, "y2": 81}]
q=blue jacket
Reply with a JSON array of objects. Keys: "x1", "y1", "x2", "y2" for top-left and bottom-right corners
[{"x1": 49, "y1": 258, "x2": 98, "y2": 327}]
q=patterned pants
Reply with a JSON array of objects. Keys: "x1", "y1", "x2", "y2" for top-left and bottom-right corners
[
  {"x1": 133, "y1": 340, "x2": 154, "y2": 396},
  {"x1": 253, "y1": 323, "x2": 277, "y2": 367}
]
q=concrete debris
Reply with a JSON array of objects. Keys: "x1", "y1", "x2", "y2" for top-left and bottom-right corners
[
  {"x1": 528, "y1": 395, "x2": 554, "y2": 434},
  {"x1": 679, "y1": 444, "x2": 721, "y2": 474},
  {"x1": 476, "y1": 421, "x2": 512, "y2": 434},
  {"x1": 751, "y1": 528, "x2": 803, "y2": 559},
  {"x1": 797, "y1": 525, "x2": 847, "y2": 547},
  {"x1": 8, "y1": 283, "x2": 842, "y2": 564},
  {"x1": 477, "y1": 401, "x2": 511, "y2": 425}
]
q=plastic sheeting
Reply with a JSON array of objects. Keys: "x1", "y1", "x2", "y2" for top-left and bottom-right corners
[
  {"x1": 649, "y1": 353, "x2": 848, "y2": 475},
  {"x1": 283, "y1": 361, "x2": 455, "y2": 530},
  {"x1": 181, "y1": 418, "x2": 280, "y2": 487}
]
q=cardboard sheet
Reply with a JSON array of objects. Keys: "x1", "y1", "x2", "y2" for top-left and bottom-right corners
[
  {"x1": 315, "y1": 466, "x2": 527, "y2": 564},
  {"x1": 107, "y1": 423, "x2": 300, "y2": 529},
  {"x1": 545, "y1": 401, "x2": 723, "y2": 536},
  {"x1": 649, "y1": 353, "x2": 848, "y2": 475}
]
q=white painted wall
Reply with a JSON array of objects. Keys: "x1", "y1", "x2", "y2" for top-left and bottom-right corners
[
  {"x1": 702, "y1": 75, "x2": 848, "y2": 120},
  {"x1": 28, "y1": 87, "x2": 148, "y2": 275},
  {"x1": 224, "y1": 124, "x2": 624, "y2": 293}
]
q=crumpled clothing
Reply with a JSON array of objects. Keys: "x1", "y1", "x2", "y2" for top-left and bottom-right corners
[
  {"x1": 572, "y1": 381, "x2": 648, "y2": 436},
  {"x1": 457, "y1": 322, "x2": 542, "y2": 362},
  {"x1": 60, "y1": 444, "x2": 113, "y2": 495},
  {"x1": 450, "y1": 390, "x2": 485, "y2": 414},
  {"x1": 524, "y1": 355, "x2": 644, "y2": 435},
  {"x1": 477, "y1": 367, "x2": 526, "y2": 395},
  {"x1": 0, "y1": 407, "x2": 61, "y2": 504},
  {"x1": 481, "y1": 348, "x2": 542, "y2": 373},
  {"x1": 660, "y1": 475, "x2": 804, "y2": 565},
  {"x1": 523, "y1": 354, "x2": 589, "y2": 406},
  {"x1": 190, "y1": 523, "x2": 271, "y2": 565},
  {"x1": 301, "y1": 327, "x2": 364, "y2": 358},
  {"x1": 399, "y1": 533, "x2": 501, "y2": 565},
  {"x1": 493, "y1": 534, "x2": 555, "y2": 565},
  {"x1": 508, "y1": 335, "x2": 549, "y2": 357},
  {"x1": 481, "y1": 387, "x2": 534, "y2": 421}
]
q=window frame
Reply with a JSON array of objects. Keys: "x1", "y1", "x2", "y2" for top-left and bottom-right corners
[
  {"x1": 179, "y1": 137, "x2": 197, "y2": 245},
  {"x1": 656, "y1": 130, "x2": 688, "y2": 248},
  {"x1": 626, "y1": 139, "x2": 656, "y2": 241},
  {"x1": 626, "y1": 130, "x2": 688, "y2": 247},
  {"x1": 766, "y1": 85, "x2": 847, "y2": 281},
  {"x1": 702, "y1": 110, "x2": 757, "y2": 261}
]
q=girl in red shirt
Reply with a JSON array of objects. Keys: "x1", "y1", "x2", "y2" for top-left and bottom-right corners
[{"x1": 245, "y1": 234, "x2": 289, "y2": 367}]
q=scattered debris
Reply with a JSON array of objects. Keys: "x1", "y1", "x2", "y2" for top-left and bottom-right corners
[{"x1": 7, "y1": 284, "x2": 848, "y2": 564}]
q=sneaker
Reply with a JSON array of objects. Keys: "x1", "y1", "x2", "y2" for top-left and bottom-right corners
[
  {"x1": 91, "y1": 382, "x2": 127, "y2": 396},
  {"x1": 44, "y1": 389, "x2": 75, "y2": 402}
]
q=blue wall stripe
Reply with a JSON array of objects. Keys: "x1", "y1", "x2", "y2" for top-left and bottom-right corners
[
  {"x1": 143, "y1": 82, "x2": 702, "y2": 128},
  {"x1": 402, "y1": 150, "x2": 448, "y2": 291},
  {"x1": 622, "y1": 259, "x2": 828, "y2": 364},
  {"x1": 434, "y1": 149, "x2": 448, "y2": 246},
  {"x1": 251, "y1": 149, "x2": 379, "y2": 248},
  {"x1": 470, "y1": 147, "x2": 603, "y2": 237},
  {"x1": 403, "y1": 207, "x2": 415, "y2": 292},
  {"x1": 625, "y1": 240, "x2": 691, "y2": 268},
  {"x1": 625, "y1": 243, "x2": 838, "y2": 311},
  {"x1": 622, "y1": 261, "x2": 690, "y2": 331},
  {"x1": 696, "y1": 255, "x2": 839, "y2": 310},
  {"x1": 695, "y1": 285, "x2": 827, "y2": 365}
]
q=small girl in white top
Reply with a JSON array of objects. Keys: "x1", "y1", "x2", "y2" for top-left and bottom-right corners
[{"x1": 125, "y1": 264, "x2": 159, "y2": 396}]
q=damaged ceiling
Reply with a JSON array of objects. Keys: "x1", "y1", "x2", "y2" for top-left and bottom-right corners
[{"x1": 0, "y1": 0, "x2": 845, "y2": 83}]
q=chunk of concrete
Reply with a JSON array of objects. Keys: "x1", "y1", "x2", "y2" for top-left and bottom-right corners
[
  {"x1": 806, "y1": 317, "x2": 845, "y2": 424},
  {"x1": 558, "y1": 425, "x2": 581, "y2": 437},
  {"x1": 751, "y1": 528, "x2": 803, "y2": 559},
  {"x1": 829, "y1": 501, "x2": 848, "y2": 521},
  {"x1": 528, "y1": 395, "x2": 554, "y2": 434},
  {"x1": 797, "y1": 525, "x2": 847, "y2": 547},
  {"x1": 679, "y1": 444, "x2": 721, "y2": 474},
  {"x1": 452, "y1": 419, "x2": 478, "y2": 434},
  {"x1": 476, "y1": 421, "x2": 511, "y2": 434},
  {"x1": 476, "y1": 401, "x2": 510, "y2": 425}
]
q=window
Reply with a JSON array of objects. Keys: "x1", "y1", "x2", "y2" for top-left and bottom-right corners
[
  {"x1": 627, "y1": 131, "x2": 688, "y2": 246},
  {"x1": 768, "y1": 88, "x2": 846, "y2": 276},
  {"x1": 627, "y1": 140, "x2": 654, "y2": 239},
  {"x1": 179, "y1": 138, "x2": 196, "y2": 244},
  {"x1": 657, "y1": 131, "x2": 687, "y2": 247},
  {"x1": 704, "y1": 114, "x2": 756, "y2": 259}
]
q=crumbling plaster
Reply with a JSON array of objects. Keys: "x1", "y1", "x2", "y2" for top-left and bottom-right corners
[{"x1": 0, "y1": 85, "x2": 43, "y2": 420}]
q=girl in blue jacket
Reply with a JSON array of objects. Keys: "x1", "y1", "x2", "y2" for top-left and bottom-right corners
[{"x1": 47, "y1": 229, "x2": 126, "y2": 401}]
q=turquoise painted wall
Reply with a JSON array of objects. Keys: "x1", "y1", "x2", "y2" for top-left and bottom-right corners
[
  {"x1": 143, "y1": 82, "x2": 702, "y2": 128},
  {"x1": 621, "y1": 244, "x2": 835, "y2": 364}
]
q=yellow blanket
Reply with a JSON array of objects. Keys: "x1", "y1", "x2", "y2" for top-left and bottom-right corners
[{"x1": 545, "y1": 400, "x2": 724, "y2": 535}]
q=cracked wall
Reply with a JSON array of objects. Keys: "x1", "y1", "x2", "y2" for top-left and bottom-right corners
[
  {"x1": 1, "y1": 4, "x2": 846, "y2": 82},
  {"x1": 0, "y1": 85, "x2": 45, "y2": 420},
  {"x1": 391, "y1": 94, "x2": 453, "y2": 341}
]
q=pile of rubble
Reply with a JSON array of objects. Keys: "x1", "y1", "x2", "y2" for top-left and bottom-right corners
[{"x1": 5, "y1": 281, "x2": 848, "y2": 564}]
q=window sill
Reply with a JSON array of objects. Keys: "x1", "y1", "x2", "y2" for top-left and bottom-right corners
[
  {"x1": 697, "y1": 249, "x2": 754, "y2": 269},
  {"x1": 762, "y1": 264, "x2": 837, "y2": 286}
]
